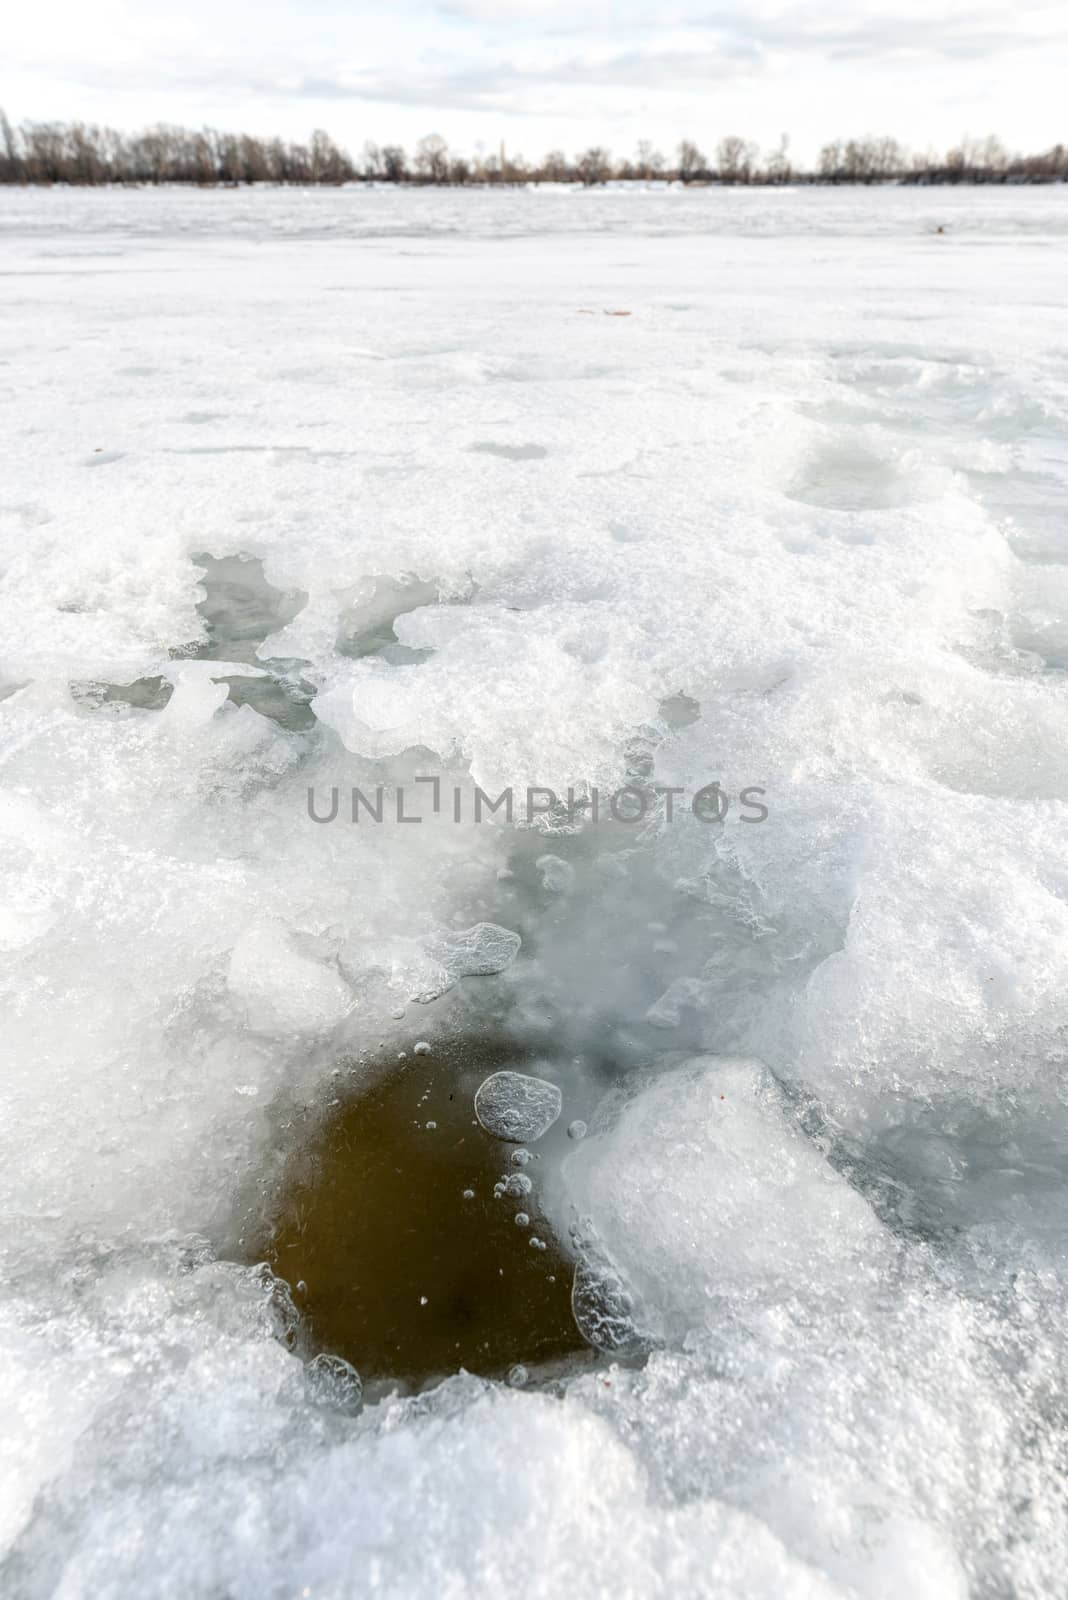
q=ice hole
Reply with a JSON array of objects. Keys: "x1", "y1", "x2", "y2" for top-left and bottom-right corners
[
  {"x1": 336, "y1": 573, "x2": 440, "y2": 662},
  {"x1": 171, "y1": 553, "x2": 317, "y2": 729},
  {"x1": 239, "y1": 1033, "x2": 593, "y2": 1391}
]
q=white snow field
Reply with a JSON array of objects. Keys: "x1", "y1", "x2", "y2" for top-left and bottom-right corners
[{"x1": 1, "y1": 183, "x2": 1068, "y2": 1597}]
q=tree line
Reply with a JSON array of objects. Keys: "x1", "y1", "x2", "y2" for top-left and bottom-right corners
[{"x1": 1, "y1": 114, "x2": 1065, "y2": 188}]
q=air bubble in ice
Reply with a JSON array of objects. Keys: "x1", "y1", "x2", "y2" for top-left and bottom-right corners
[
  {"x1": 515, "y1": 1212, "x2": 530, "y2": 1227},
  {"x1": 475, "y1": 1071, "x2": 562, "y2": 1143},
  {"x1": 508, "y1": 1364, "x2": 530, "y2": 1388},
  {"x1": 536, "y1": 854, "x2": 574, "y2": 894},
  {"x1": 426, "y1": 921, "x2": 521, "y2": 978},
  {"x1": 303, "y1": 1352, "x2": 363, "y2": 1416},
  {"x1": 414, "y1": 922, "x2": 523, "y2": 1001},
  {"x1": 567, "y1": 1120, "x2": 588, "y2": 1141},
  {"x1": 413, "y1": 1040, "x2": 431, "y2": 1056},
  {"x1": 571, "y1": 1259, "x2": 646, "y2": 1357},
  {"x1": 502, "y1": 1172, "x2": 533, "y2": 1197},
  {"x1": 511, "y1": 1149, "x2": 533, "y2": 1166}
]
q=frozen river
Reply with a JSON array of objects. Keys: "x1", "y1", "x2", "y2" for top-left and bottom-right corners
[{"x1": 1, "y1": 184, "x2": 1067, "y2": 1597}]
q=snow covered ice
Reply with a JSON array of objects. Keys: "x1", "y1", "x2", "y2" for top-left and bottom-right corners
[{"x1": 1, "y1": 183, "x2": 1068, "y2": 1596}]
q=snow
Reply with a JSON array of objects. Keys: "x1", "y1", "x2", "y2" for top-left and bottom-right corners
[{"x1": 1, "y1": 184, "x2": 1067, "y2": 1596}]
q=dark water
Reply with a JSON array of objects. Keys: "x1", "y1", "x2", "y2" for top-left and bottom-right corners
[{"x1": 245, "y1": 1034, "x2": 589, "y2": 1389}]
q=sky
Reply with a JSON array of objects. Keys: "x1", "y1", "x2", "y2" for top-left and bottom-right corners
[{"x1": 4, "y1": 0, "x2": 1066, "y2": 166}]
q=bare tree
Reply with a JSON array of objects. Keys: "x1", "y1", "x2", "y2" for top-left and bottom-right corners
[
  {"x1": 766, "y1": 134, "x2": 791, "y2": 185},
  {"x1": 502, "y1": 150, "x2": 530, "y2": 185},
  {"x1": 576, "y1": 146, "x2": 612, "y2": 186},
  {"x1": 716, "y1": 135, "x2": 757, "y2": 184},
  {"x1": 635, "y1": 140, "x2": 665, "y2": 180},
  {"x1": 0, "y1": 113, "x2": 1058, "y2": 188},
  {"x1": 379, "y1": 144, "x2": 409, "y2": 184},
  {"x1": 309, "y1": 130, "x2": 350, "y2": 184},
  {"x1": 676, "y1": 139, "x2": 707, "y2": 182},
  {"x1": 361, "y1": 142, "x2": 384, "y2": 180},
  {"x1": 541, "y1": 149, "x2": 571, "y2": 182},
  {"x1": 414, "y1": 133, "x2": 449, "y2": 184},
  {"x1": 0, "y1": 110, "x2": 22, "y2": 182}
]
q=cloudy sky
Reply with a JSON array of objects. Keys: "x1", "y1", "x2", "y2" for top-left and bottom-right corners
[{"x1": 5, "y1": 0, "x2": 1065, "y2": 164}]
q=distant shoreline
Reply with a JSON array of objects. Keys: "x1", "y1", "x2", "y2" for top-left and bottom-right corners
[
  {"x1": 3, "y1": 115, "x2": 1066, "y2": 189},
  {"x1": 2, "y1": 176, "x2": 1066, "y2": 193}
]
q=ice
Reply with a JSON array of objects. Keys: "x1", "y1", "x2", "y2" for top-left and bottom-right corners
[
  {"x1": 425, "y1": 921, "x2": 522, "y2": 979},
  {"x1": 570, "y1": 1246, "x2": 648, "y2": 1358},
  {"x1": 475, "y1": 1070, "x2": 563, "y2": 1143},
  {"x1": 556, "y1": 1057, "x2": 886, "y2": 1340},
  {"x1": 1, "y1": 184, "x2": 1067, "y2": 1597},
  {"x1": 303, "y1": 1353, "x2": 363, "y2": 1416},
  {"x1": 227, "y1": 919, "x2": 355, "y2": 1035},
  {"x1": 413, "y1": 920, "x2": 522, "y2": 1000},
  {"x1": 536, "y1": 854, "x2": 575, "y2": 894}
]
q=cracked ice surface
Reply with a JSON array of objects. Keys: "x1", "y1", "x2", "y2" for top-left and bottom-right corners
[{"x1": 1, "y1": 185, "x2": 1068, "y2": 1598}]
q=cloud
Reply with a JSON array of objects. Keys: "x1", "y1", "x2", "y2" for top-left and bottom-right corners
[
  {"x1": 439, "y1": 1, "x2": 1057, "y2": 62},
  {"x1": 262, "y1": 44, "x2": 766, "y2": 113},
  {"x1": 440, "y1": 1, "x2": 623, "y2": 18},
  {"x1": 723, "y1": 7, "x2": 1041, "y2": 62},
  {"x1": 5, "y1": 0, "x2": 1062, "y2": 153}
]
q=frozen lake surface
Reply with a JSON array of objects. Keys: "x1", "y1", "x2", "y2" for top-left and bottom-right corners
[{"x1": 1, "y1": 185, "x2": 1067, "y2": 1596}]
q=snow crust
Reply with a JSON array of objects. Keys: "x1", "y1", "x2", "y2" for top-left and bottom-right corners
[{"x1": 1, "y1": 185, "x2": 1067, "y2": 1596}]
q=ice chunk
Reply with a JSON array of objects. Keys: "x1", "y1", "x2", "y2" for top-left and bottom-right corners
[
  {"x1": 644, "y1": 977, "x2": 708, "y2": 1030},
  {"x1": 425, "y1": 921, "x2": 522, "y2": 978},
  {"x1": 161, "y1": 668, "x2": 232, "y2": 727},
  {"x1": 559, "y1": 1057, "x2": 884, "y2": 1340},
  {"x1": 227, "y1": 920, "x2": 355, "y2": 1035},
  {"x1": 474, "y1": 1070, "x2": 562, "y2": 1143},
  {"x1": 413, "y1": 921, "x2": 522, "y2": 1001},
  {"x1": 303, "y1": 1353, "x2": 362, "y2": 1416}
]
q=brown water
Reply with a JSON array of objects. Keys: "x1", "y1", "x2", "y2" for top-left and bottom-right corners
[{"x1": 248, "y1": 1035, "x2": 589, "y2": 1388}]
